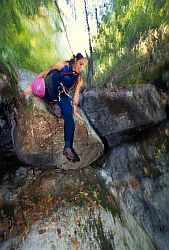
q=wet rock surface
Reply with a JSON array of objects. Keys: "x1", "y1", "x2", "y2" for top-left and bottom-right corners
[
  {"x1": 81, "y1": 84, "x2": 166, "y2": 146},
  {"x1": 99, "y1": 121, "x2": 169, "y2": 250}
]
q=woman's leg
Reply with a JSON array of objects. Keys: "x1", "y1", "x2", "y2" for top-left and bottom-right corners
[
  {"x1": 44, "y1": 70, "x2": 60, "y2": 101},
  {"x1": 59, "y1": 95, "x2": 74, "y2": 149},
  {"x1": 44, "y1": 70, "x2": 62, "y2": 117}
]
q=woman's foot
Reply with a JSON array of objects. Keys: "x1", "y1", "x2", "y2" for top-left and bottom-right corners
[
  {"x1": 52, "y1": 103, "x2": 62, "y2": 118},
  {"x1": 63, "y1": 148, "x2": 80, "y2": 162}
]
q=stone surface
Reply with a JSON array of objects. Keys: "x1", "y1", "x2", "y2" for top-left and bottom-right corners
[
  {"x1": 162, "y1": 71, "x2": 169, "y2": 83},
  {"x1": 13, "y1": 96, "x2": 104, "y2": 169},
  {"x1": 16, "y1": 68, "x2": 37, "y2": 93},
  {"x1": 81, "y1": 84, "x2": 166, "y2": 146},
  {"x1": 0, "y1": 66, "x2": 11, "y2": 102},
  {"x1": 0, "y1": 67, "x2": 168, "y2": 250},
  {"x1": 0, "y1": 64, "x2": 18, "y2": 103},
  {"x1": 98, "y1": 122, "x2": 169, "y2": 250},
  {"x1": 0, "y1": 167, "x2": 155, "y2": 250}
]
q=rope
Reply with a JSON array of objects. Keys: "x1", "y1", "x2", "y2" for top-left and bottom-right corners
[
  {"x1": 54, "y1": 0, "x2": 74, "y2": 56},
  {"x1": 57, "y1": 71, "x2": 78, "y2": 102},
  {"x1": 58, "y1": 82, "x2": 73, "y2": 102}
]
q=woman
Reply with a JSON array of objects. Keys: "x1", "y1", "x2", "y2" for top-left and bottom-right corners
[{"x1": 24, "y1": 53, "x2": 87, "y2": 162}]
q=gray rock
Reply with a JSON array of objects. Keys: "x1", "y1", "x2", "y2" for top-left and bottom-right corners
[
  {"x1": 13, "y1": 95, "x2": 104, "y2": 170},
  {"x1": 11, "y1": 69, "x2": 104, "y2": 169},
  {"x1": 0, "y1": 110, "x2": 13, "y2": 150},
  {"x1": 98, "y1": 123, "x2": 169, "y2": 250},
  {"x1": 162, "y1": 71, "x2": 169, "y2": 82},
  {"x1": 0, "y1": 167, "x2": 155, "y2": 250},
  {"x1": 82, "y1": 85, "x2": 166, "y2": 146},
  {"x1": 16, "y1": 68, "x2": 37, "y2": 93},
  {"x1": 4, "y1": 192, "x2": 13, "y2": 202}
]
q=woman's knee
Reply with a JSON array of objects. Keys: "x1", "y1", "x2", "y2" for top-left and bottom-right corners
[
  {"x1": 63, "y1": 112, "x2": 74, "y2": 124},
  {"x1": 60, "y1": 97, "x2": 73, "y2": 116}
]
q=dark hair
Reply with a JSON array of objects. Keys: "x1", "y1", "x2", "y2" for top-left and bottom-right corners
[
  {"x1": 64, "y1": 53, "x2": 84, "y2": 89},
  {"x1": 66, "y1": 53, "x2": 84, "y2": 65},
  {"x1": 74, "y1": 53, "x2": 84, "y2": 61}
]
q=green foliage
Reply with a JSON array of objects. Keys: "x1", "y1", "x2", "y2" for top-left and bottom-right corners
[
  {"x1": 0, "y1": 0, "x2": 63, "y2": 74},
  {"x1": 105, "y1": 23, "x2": 169, "y2": 86},
  {"x1": 93, "y1": 0, "x2": 169, "y2": 85},
  {"x1": 0, "y1": 0, "x2": 168, "y2": 87}
]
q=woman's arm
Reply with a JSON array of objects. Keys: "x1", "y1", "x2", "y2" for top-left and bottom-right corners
[
  {"x1": 24, "y1": 84, "x2": 32, "y2": 96},
  {"x1": 37, "y1": 62, "x2": 67, "y2": 78},
  {"x1": 73, "y1": 76, "x2": 83, "y2": 115},
  {"x1": 24, "y1": 62, "x2": 67, "y2": 96}
]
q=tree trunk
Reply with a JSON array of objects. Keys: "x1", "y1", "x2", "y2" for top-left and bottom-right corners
[{"x1": 83, "y1": 0, "x2": 94, "y2": 87}]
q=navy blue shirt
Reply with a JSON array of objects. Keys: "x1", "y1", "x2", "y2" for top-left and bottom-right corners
[
  {"x1": 44, "y1": 64, "x2": 77, "y2": 102},
  {"x1": 60, "y1": 65, "x2": 76, "y2": 89}
]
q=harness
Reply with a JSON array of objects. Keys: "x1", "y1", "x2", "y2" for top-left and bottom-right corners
[
  {"x1": 58, "y1": 82, "x2": 72, "y2": 101},
  {"x1": 46, "y1": 69, "x2": 78, "y2": 103}
]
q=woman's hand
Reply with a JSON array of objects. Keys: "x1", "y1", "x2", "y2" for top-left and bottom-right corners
[
  {"x1": 73, "y1": 75, "x2": 83, "y2": 116},
  {"x1": 24, "y1": 84, "x2": 32, "y2": 96}
]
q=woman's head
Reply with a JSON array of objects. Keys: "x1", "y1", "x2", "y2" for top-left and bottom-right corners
[{"x1": 69, "y1": 53, "x2": 87, "y2": 74}]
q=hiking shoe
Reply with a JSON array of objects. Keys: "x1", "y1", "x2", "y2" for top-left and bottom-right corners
[
  {"x1": 71, "y1": 148, "x2": 80, "y2": 162},
  {"x1": 52, "y1": 103, "x2": 62, "y2": 118},
  {"x1": 63, "y1": 148, "x2": 80, "y2": 163},
  {"x1": 63, "y1": 148, "x2": 76, "y2": 162}
]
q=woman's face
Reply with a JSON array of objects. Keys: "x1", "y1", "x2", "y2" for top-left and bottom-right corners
[{"x1": 73, "y1": 58, "x2": 86, "y2": 73}]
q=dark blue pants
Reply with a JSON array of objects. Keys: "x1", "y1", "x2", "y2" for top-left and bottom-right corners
[
  {"x1": 44, "y1": 70, "x2": 60, "y2": 102},
  {"x1": 59, "y1": 95, "x2": 74, "y2": 149},
  {"x1": 44, "y1": 71, "x2": 74, "y2": 149}
]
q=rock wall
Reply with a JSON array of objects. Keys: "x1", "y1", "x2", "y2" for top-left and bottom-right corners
[{"x1": 99, "y1": 122, "x2": 169, "y2": 250}]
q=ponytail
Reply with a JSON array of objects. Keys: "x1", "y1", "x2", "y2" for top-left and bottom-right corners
[{"x1": 66, "y1": 53, "x2": 84, "y2": 65}]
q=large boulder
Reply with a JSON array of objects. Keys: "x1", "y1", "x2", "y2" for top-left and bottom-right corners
[
  {"x1": 81, "y1": 84, "x2": 166, "y2": 146},
  {"x1": 13, "y1": 96, "x2": 104, "y2": 169},
  {"x1": 11, "y1": 69, "x2": 104, "y2": 169}
]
